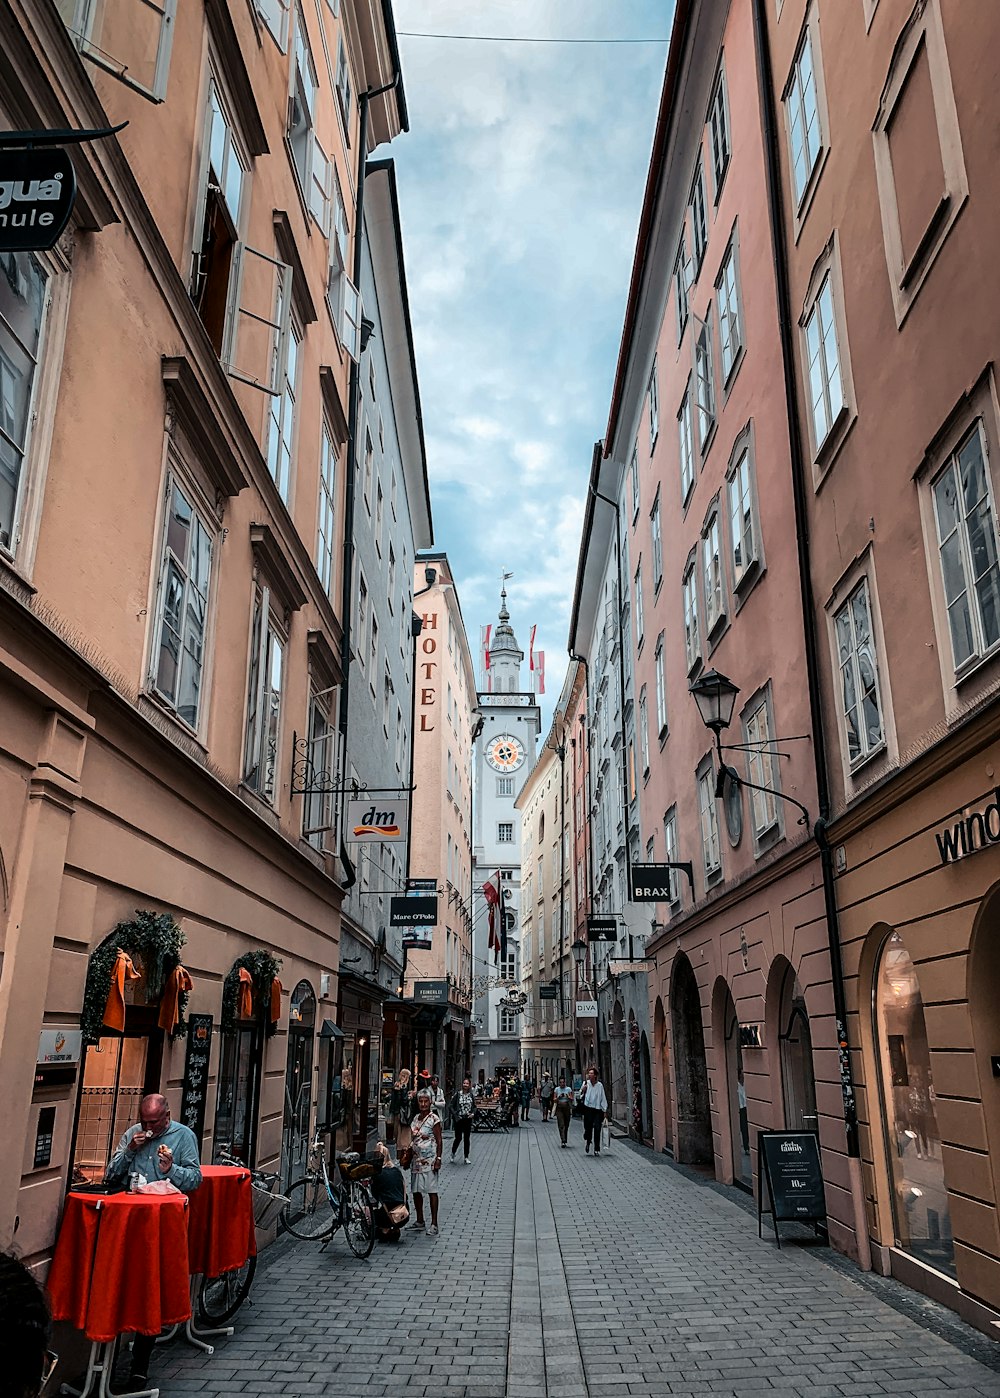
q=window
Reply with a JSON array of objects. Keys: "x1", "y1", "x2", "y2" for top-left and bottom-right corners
[
  {"x1": 683, "y1": 562, "x2": 701, "y2": 672},
  {"x1": 191, "y1": 79, "x2": 248, "y2": 354},
  {"x1": 639, "y1": 688, "x2": 649, "y2": 775},
  {"x1": 336, "y1": 36, "x2": 353, "y2": 132},
  {"x1": 675, "y1": 234, "x2": 691, "y2": 340},
  {"x1": 316, "y1": 423, "x2": 337, "y2": 594},
  {"x1": 835, "y1": 578, "x2": 885, "y2": 766},
  {"x1": 363, "y1": 428, "x2": 374, "y2": 511},
  {"x1": 395, "y1": 704, "x2": 404, "y2": 770},
  {"x1": 387, "y1": 544, "x2": 396, "y2": 610},
  {"x1": 663, "y1": 808, "x2": 680, "y2": 906},
  {"x1": 498, "y1": 823, "x2": 514, "y2": 843},
  {"x1": 499, "y1": 1008, "x2": 518, "y2": 1035},
  {"x1": 744, "y1": 694, "x2": 779, "y2": 837},
  {"x1": 702, "y1": 509, "x2": 725, "y2": 633},
  {"x1": 629, "y1": 448, "x2": 640, "y2": 521},
  {"x1": 0, "y1": 251, "x2": 49, "y2": 554},
  {"x1": 654, "y1": 636, "x2": 667, "y2": 736},
  {"x1": 303, "y1": 693, "x2": 336, "y2": 846},
  {"x1": 648, "y1": 359, "x2": 660, "y2": 449},
  {"x1": 150, "y1": 479, "x2": 214, "y2": 729},
  {"x1": 375, "y1": 482, "x2": 384, "y2": 555},
  {"x1": 716, "y1": 239, "x2": 743, "y2": 383},
  {"x1": 695, "y1": 313, "x2": 715, "y2": 450},
  {"x1": 651, "y1": 492, "x2": 663, "y2": 590},
  {"x1": 678, "y1": 380, "x2": 694, "y2": 504},
  {"x1": 634, "y1": 561, "x2": 644, "y2": 647},
  {"x1": 390, "y1": 472, "x2": 398, "y2": 518},
  {"x1": 327, "y1": 170, "x2": 362, "y2": 360},
  {"x1": 266, "y1": 316, "x2": 299, "y2": 501},
  {"x1": 728, "y1": 444, "x2": 759, "y2": 589},
  {"x1": 383, "y1": 663, "x2": 392, "y2": 734},
  {"x1": 697, "y1": 761, "x2": 721, "y2": 879},
  {"x1": 56, "y1": 0, "x2": 177, "y2": 102},
  {"x1": 497, "y1": 776, "x2": 514, "y2": 797},
  {"x1": 370, "y1": 612, "x2": 379, "y2": 684},
  {"x1": 690, "y1": 162, "x2": 708, "y2": 275},
  {"x1": 243, "y1": 585, "x2": 285, "y2": 803},
  {"x1": 709, "y1": 63, "x2": 731, "y2": 194},
  {"x1": 288, "y1": 9, "x2": 331, "y2": 233},
  {"x1": 803, "y1": 273, "x2": 844, "y2": 450},
  {"x1": 786, "y1": 27, "x2": 823, "y2": 207},
  {"x1": 932, "y1": 425, "x2": 1000, "y2": 672},
  {"x1": 356, "y1": 570, "x2": 368, "y2": 674}
]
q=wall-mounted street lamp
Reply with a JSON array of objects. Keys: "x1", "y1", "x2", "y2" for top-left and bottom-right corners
[
  {"x1": 571, "y1": 938, "x2": 588, "y2": 970},
  {"x1": 689, "y1": 668, "x2": 811, "y2": 830}
]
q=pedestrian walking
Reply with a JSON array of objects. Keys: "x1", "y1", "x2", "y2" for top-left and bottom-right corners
[
  {"x1": 553, "y1": 1075, "x2": 574, "y2": 1147},
  {"x1": 539, "y1": 1072, "x2": 555, "y2": 1122},
  {"x1": 519, "y1": 1073, "x2": 532, "y2": 1121},
  {"x1": 389, "y1": 1068, "x2": 412, "y2": 1149},
  {"x1": 582, "y1": 1067, "x2": 608, "y2": 1156},
  {"x1": 430, "y1": 1073, "x2": 447, "y2": 1126},
  {"x1": 408, "y1": 1088, "x2": 443, "y2": 1235},
  {"x1": 450, "y1": 1076, "x2": 476, "y2": 1164}
]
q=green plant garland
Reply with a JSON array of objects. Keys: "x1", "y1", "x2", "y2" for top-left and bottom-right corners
[
  {"x1": 80, "y1": 909, "x2": 188, "y2": 1046},
  {"x1": 221, "y1": 950, "x2": 283, "y2": 1037}
]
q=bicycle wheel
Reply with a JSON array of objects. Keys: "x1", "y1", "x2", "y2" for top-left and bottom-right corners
[
  {"x1": 196, "y1": 1254, "x2": 257, "y2": 1326},
  {"x1": 282, "y1": 1174, "x2": 336, "y2": 1241},
  {"x1": 343, "y1": 1181, "x2": 375, "y2": 1258}
]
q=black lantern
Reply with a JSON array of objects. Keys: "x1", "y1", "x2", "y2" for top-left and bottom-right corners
[
  {"x1": 690, "y1": 668, "x2": 740, "y2": 738},
  {"x1": 571, "y1": 938, "x2": 588, "y2": 969}
]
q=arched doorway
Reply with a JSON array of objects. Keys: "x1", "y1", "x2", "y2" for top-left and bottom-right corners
[
  {"x1": 776, "y1": 963, "x2": 818, "y2": 1133},
  {"x1": 716, "y1": 978, "x2": 751, "y2": 1188},
  {"x1": 875, "y1": 929, "x2": 955, "y2": 1275},
  {"x1": 670, "y1": 954, "x2": 712, "y2": 1169},
  {"x1": 610, "y1": 1000, "x2": 627, "y2": 1125},
  {"x1": 640, "y1": 1031, "x2": 653, "y2": 1141},
  {"x1": 281, "y1": 979, "x2": 316, "y2": 1189},
  {"x1": 654, "y1": 997, "x2": 673, "y2": 1152}
]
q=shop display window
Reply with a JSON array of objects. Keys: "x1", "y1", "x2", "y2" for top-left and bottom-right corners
[{"x1": 875, "y1": 930, "x2": 955, "y2": 1275}]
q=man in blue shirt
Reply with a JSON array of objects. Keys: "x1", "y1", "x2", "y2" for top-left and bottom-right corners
[{"x1": 106, "y1": 1093, "x2": 203, "y2": 1193}]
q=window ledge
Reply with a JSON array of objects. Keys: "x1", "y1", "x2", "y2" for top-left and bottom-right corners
[
  {"x1": 733, "y1": 557, "x2": 763, "y2": 603},
  {"x1": 699, "y1": 421, "x2": 718, "y2": 460},
  {"x1": 705, "y1": 866, "x2": 724, "y2": 888},
  {"x1": 658, "y1": 726, "x2": 669, "y2": 752},
  {"x1": 137, "y1": 691, "x2": 209, "y2": 754},
  {"x1": 653, "y1": 576, "x2": 663, "y2": 600},
  {"x1": 687, "y1": 655, "x2": 703, "y2": 682},
  {"x1": 813, "y1": 404, "x2": 857, "y2": 489},
  {"x1": 793, "y1": 145, "x2": 830, "y2": 245}
]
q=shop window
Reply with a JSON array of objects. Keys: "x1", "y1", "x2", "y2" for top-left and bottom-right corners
[
  {"x1": 213, "y1": 1021, "x2": 264, "y2": 1166},
  {"x1": 875, "y1": 930, "x2": 955, "y2": 1276},
  {"x1": 281, "y1": 980, "x2": 316, "y2": 1188},
  {"x1": 778, "y1": 965, "x2": 818, "y2": 1132}
]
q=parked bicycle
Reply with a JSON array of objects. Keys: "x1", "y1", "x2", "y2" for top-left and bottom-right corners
[
  {"x1": 195, "y1": 1145, "x2": 287, "y2": 1327},
  {"x1": 280, "y1": 1129, "x2": 375, "y2": 1257}
]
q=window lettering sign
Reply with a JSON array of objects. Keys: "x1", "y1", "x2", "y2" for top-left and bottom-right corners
[
  {"x1": 935, "y1": 789, "x2": 1000, "y2": 863},
  {"x1": 0, "y1": 147, "x2": 77, "y2": 252},
  {"x1": 180, "y1": 1013, "x2": 214, "y2": 1148},
  {"x1": 757, "y1": 1130, "x2": 826, "y2": 1248}
]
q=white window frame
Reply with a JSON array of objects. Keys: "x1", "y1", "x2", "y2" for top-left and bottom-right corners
[
  {"x1": 59, "y1": 0, "x2": 177, "y2": 103},
  {"x1": 243, "y1": 583, "x2": 286, "y2": 805},
  {"x1": 630, "y1": 447, "x2": 640, "y2": 522},
  {"x1": 303, "y1": 691, "x2": 338, "y2": 845},
  {"x1": 742, "y1": 689, "x2": 781, "y2": 844},
  {"x1": 695, "y1": 310, "x2": 716, "y2": 452},
  {"x1": 356, "y1": 566, "x2": 369, "y2": 675},
  {"x1": 702, "y1": 507, "x2": 725, "y2": 636},
  {"x1": 663, "y1": 807, "x2": 681, "y2": 908},
  {"x1": 683, "y1": 560, "x2": 701, "y2": 674},
  {"x1": 709, "y1": 60, "x2": 731, "y2": 197},
  {"x1": 639, "y1": 688, "x2": 650, "y2": 776},
  {"x1": 498, "y1": 822, "x2": 514, "y2": 844},
  {"x1": 697, "y1": 759, "x2": 722, "y2": 881},
  {"x1": 148, "y1": 474, "x2": 216, "y2": 733},
  {"x1": 654, "y1": 634, "x2": 667, "y2": 737},
  {"x1": 326, "y1": 168, "x2": 362, "y2": 360},
  {"x1": 316, "y1": 422, "x2": 337, "y2": 594},
  {"x1": 716, "y1": 235, "x2": 743, "y2": 385},
  {"x1": 648, "y1": 358, "x2": 660, "y2": 450},
  {"x1": 727, "y1": 434, "x2": 760, "y2": 595},
  {"x1": 802, "y1": 272, "x2": 844, "y2": 454},
  {"x1": 931, "y1": 421, "x2": 1000, "y2": 677},
  {"x1": 679, "y1": 379, "x2": 695, "y2": 504},
  {"x1": 675, "y1": 233, "x2": 691, "y2": 341},
  {"x1": 336, "y1": 35, "x2": 353, "y2": 134},
  {"x1": 634, "y1": 559, "x2": 644, "y2": 648},
  {"x1": 784, "y1": 22, "x2": 824, "y2": 210},
  {"x1": 375, "y1": 481, "x2": 384, "y2": 556},
  {"x1": 833, "y1": 577, "x2": 886, "y2": 769},
  {"x1": 265, "y1": 315, "x2": 300, "y2": 501},
  {"x1": 651, "y1": 491, "x2": 663, "y2": 591},
  {"x1": 0, "y1": 248, "x2": 57, "y2": 560},
  {"x1": 497, "y1": 776, "x2": 514, "y2": 797},
  {"x1": 690, "y1": 161, "x2": 708, "y2": 277}
]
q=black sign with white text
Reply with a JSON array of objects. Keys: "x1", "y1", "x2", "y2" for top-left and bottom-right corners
[
  {"x1": 0, "y1": 147, "x2": 77, "y2": 252},
  {"x1": 758, "y1": 1130, "x2": 825, "y2": 1246},
  {"x1": 180, "y1": 1014, "x2": 213, "y2": 1148},
  {"x1": 587, "y1": 916, "x2": 618, "y2": 941},
  {"x1": 629, "y1": 864, "x2": 678, "y2": 901},
  {"x1": 390, "y1": 894, "x2": 437, "y2": 927}
]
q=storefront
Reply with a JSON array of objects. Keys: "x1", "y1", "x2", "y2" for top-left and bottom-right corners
[
  {"x1": 336, "y1": 976, "x2": 386, "y2": 1156},
  {"x1": 837, "y1": 735, "x2": 1000, "y2": 1332}
]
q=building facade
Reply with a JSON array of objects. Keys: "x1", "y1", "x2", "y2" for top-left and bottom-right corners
[
  {"x1": 1, "y1": 0, "x2": 407, "y2": 1293},
  {"x1": 404, "y1": 551, "x2": 476, "y2": 1092},
  {"x1": 471, "y1": 591, "x2": 540, "y2": 1081}
]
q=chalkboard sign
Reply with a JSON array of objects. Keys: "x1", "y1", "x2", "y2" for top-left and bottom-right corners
[
  {"x1": 758, "y1": 1130, "x2": 825, "y2": 1248},
  {"x1": 180, "y1": 1013, "x2": 214, "y2": 1149}
]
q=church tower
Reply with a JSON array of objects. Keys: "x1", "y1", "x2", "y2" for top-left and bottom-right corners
[{"x1": 471, "y1": 586, "x2": 541, "y2": 1082}]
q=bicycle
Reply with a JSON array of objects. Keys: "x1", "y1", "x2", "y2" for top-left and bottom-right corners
[
  {"x1": 280, "y1": 1130, "x2": 375, "y2": 1257},
  {"x1": 194, "y1": 1145, "x2": 287, "y2": 1328}
]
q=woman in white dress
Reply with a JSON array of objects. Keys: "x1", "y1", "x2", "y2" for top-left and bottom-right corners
[{"x1": 409, "y1": 1088, "x2": 444, "y2": 1235}]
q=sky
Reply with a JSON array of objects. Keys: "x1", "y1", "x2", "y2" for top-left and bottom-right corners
[{"x1": 391, "y1": 1, "x2": 671, "y2": 731}]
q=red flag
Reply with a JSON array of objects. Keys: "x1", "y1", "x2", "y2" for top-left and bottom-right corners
[
  {"x1": 529, "y1": 624, "x2": 537, "y2": 671},
  {"x1": 483, "y1": 871, "x2": 501, "y2": 963},
  {"x1": 536, "y1": 651, "x2": 545, "y2": 695}
]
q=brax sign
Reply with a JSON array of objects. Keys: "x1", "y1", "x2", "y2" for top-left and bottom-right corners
[
  {"x1": 0, "y1": 147, "x2": 76, "y2": 252},
  {"x1": 629, "y1": 864, "x2": 677, "y2": 901},
  {"x1": 935, "y1": 789, "x2": 1000, "y2": 864}
]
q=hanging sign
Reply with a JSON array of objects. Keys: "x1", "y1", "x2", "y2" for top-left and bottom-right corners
[
  {"x1": 180, "y1": 1014, "x2": 213, "y2": 1148},
  {"x1": 390, "y1": 894, "x2": 437, "y2": 928},
  {"x1": 345, "y1": 795, "x2": 409, "y2": 843},
  {"x1": 538, "y1": 985, "x2": 557, "y2": 1001},
  {"x1": 575, "y1": 1000, "x2": 598, "y2": 1019},
  {"x1": 757, "y1": 1130, "x2": 826, "y2": 1248},
  {"x1": 411, "y1": 980, "x2": 448, "y2": 1005},
  {"x1": 0, "y1": 146, "x2": 77, "y2": 252},
  {"x1": 587, "y1": 915, "x2": 618, "y2": 941},
  {"x1": 629, "y1": 864, "x2": 680, "y2": 901}
]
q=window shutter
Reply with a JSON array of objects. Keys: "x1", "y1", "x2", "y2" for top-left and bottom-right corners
[
  {"x1": 223, "y1": 245, "x2": 292, "y2": 395},
  {"x1": 340, "y1": 273, "x2": 362, "y2": 362},
  {"x1": 308, "y1": 136, "x2": 333, "y2": 235}
]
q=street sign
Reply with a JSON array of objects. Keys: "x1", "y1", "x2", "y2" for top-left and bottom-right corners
[
  {"x1": 608, "y1": 959, "x2": 652, "y2": 977},
  {"x1": 345, "y1": 795, "x2": 408, "y2": 843},
  {"x1": 538, "y1": 984, "x2": 557, "y2": 1000},
  {"x1": 757, "y1": 1130, "x2": 826, "y2": 1248},
  {"x1": 587, "y1": 915, "x2": 618, "y2": 941},
  {"x1": 0, "y1": 146, "x2": 77, "y2": 252},
  {"x1": 629, "y1": 864, "x2": 681, "y2": 901},
  {"x1": 389, "y1": 894, "x2": 436, "y2": 927},
  {"x1": 575, "y1": 1000, "x2": 598, "y2": 1018}
]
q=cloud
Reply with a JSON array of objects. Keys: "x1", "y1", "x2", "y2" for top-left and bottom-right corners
[{"x1": 391, "y1": 0, "x2": 670, "y2": 724}]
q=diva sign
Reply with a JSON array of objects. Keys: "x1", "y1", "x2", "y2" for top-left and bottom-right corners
[{"x1": 0, "y1": 147, "x2": 77, "y2": 252}]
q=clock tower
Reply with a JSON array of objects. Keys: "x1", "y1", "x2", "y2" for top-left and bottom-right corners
[{"x1": 472, "y1": 587, "x2": 541, "y2": 1081}]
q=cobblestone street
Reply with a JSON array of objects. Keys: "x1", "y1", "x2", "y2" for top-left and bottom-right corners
[{"x1": 147, "y1": 1122, "x2": 1000, "y2": 1398}]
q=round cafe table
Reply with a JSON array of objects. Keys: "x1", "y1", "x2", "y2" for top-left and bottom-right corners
[
  {"x1": 163, "y1": 1165, "x2": 257, "y2": 1354},
  {"x1": 47, "y1": 1190, "x2": 191, "y2": 1398}
]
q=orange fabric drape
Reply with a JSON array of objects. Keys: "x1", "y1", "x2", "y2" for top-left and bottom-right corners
[
  {"x1": 237, "y1": 967, "x2": 254, "y2": 1020},
  {"x1": 102, "y1": 951, "x2": 139, "y2": 1033},
  {"x1": 157, "y1": 965, "x2": 193, "y2": 1035},
  {"x1": 269, "y1": 976, "x2": 283, "y2": 1026}
]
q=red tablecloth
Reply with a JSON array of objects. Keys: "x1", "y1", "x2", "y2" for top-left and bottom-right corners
[
  {"x1": 47, "y1": 1192, "x2": 192, "y2": 1342},
  {"x1": 186, "y1": 1166, "x2": 257, "y2": 1278}
]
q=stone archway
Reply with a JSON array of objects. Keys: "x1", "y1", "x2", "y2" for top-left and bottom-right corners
[
  {"x1": 640, "y1": 1031, "x2": 653, "y2": 1141},
  {"x1": 653, "y1": 996, "x2": 673, "y2": 1152},
  {"x1": 670, "y1": 954, "x2": 712, "y2": 1169},
  {"x1": 766, "y1": 956, "x2": 818, "y2": 1133}
]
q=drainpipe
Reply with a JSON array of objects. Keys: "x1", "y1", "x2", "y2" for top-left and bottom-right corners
[
  {"x1": 752, "y1": 0, "x2": 870, "y2": 1270},
  {"x1": 337, "y1": 71, "x2": 402, "y2": 882}
]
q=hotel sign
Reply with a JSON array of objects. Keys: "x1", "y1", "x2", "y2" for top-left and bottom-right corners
[
  {"x1": 0, "y1": 147, "x2": 76, "y2": 252},
  {"x1": 935, "y1": 790, "x2": 1000, "y2": 864}
]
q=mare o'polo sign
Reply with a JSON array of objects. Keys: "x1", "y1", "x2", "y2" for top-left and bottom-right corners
[{"x1": 0, "y1": 147, "x2": 77, "y2": 252}]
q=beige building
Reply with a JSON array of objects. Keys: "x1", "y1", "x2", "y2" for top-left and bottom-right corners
[
  {"x1": 403, "y1": 552, "x2": 477, "y2": 1090},
  {"x1": 1, "y1": 0, "x2": 406, "y2": 1290}
]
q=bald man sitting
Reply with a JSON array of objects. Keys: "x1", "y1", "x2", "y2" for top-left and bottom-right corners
[{"x1": 105, "y1": 1093, "x2": 203, "y2": 1194}]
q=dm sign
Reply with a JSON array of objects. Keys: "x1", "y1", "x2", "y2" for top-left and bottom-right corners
[
  {"x1": 0, "y1": 147, "x2": 77, "y2": 252},
  {"x1": 345, "y1": 795, "x2": 408, "y2": 843}
]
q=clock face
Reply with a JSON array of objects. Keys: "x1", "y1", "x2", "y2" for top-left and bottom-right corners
[{"x1": 486, "y1": 734, "x2": 525, "y2": 772}]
